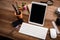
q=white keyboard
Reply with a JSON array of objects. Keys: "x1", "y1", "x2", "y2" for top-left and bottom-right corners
[{"x1": 19, "y1": 22, "x2": 48, "y2": 39}]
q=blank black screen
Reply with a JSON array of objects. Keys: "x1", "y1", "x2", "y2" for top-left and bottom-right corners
[{"x1": 30, "y1": 3, "x2": 46, "y2": 24}]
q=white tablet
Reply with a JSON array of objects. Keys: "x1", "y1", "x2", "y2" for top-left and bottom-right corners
[{"x1": 28, "y1": 2, "x2": 47, "y2": 26}]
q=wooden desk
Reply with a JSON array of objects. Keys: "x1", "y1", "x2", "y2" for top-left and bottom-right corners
[
  {"x1": 11, "y1": 5, "x2": 60, "y2": 40},
  {"x1": 0, "y1": 4, "x2": 60, "y2": 40}
]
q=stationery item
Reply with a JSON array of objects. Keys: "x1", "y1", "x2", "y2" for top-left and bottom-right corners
[
  {"x1": 52, "y1": 21, "x2": 60, "y2": 34},
  {"x1": 47, "y1": 0, "x2": 53, "y2": 6},
  {"x1": 12, "y1": 3, "x2": 21, "y2": 15},
  {"x1": 27, "y1": 4, "x2": 32, "y2": 13}
]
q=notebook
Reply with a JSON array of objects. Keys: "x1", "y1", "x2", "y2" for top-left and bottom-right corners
[{"x1": 19, "y1": 2, "x2": 48, "y2": 39}]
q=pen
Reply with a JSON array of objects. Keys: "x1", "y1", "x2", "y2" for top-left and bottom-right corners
[{"x1": 12, "y1": 4, "x2": 21, "y2": 15}]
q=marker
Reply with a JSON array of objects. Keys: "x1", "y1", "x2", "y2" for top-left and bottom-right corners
[{"x1": 52, "y1": 21, "x2": 60, "y2": 34}]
